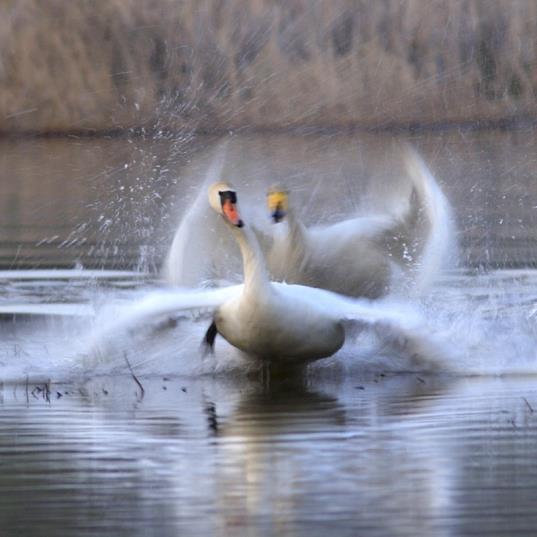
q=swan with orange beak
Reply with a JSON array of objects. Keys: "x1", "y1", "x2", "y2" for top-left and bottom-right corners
[{"x1": 203, "y1": 181, "x2": 348, "y2": 362}]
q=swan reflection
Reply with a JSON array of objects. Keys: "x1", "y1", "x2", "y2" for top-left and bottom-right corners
[{"x1": 208, "y1": 375, "x2": 453, "y2": 536}]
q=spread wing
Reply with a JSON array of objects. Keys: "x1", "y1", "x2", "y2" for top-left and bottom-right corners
[
  {"x1": 90, "y1": 285, "x2": 243, "y2": 345},
  {"x1": 271, "y1": 282, "x2": 440, "y2": 365},
  {"x1": 162, "y1": 141, "x2": 241, "y2": 287},
  {"x1": 162, "y1": 139, "x2": 273, "y2": 287},
  {"x1": 331, "y1": 292, "x2": 442, "y2": 368},
  {"x1": 301, "y1": 145, "x2": 455, "y2": 293},
  {"x1": 400, "y1": 145, "x2": 456, "y2": 290},
  {"x1": 271, "y1": 282, "x2": 422, "y2": 329}
]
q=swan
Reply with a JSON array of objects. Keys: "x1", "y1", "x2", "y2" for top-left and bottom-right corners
[
  {"x1": 266, "y1": 146, "x2": 454, "y2": 297},
  {"x1": 99, "y1": 183, "x2": 427, "y2": 365}
]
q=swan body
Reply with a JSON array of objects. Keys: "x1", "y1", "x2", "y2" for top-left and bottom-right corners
[
  {"x1": 213, "y1": 248, "x2": 346, "y2": 362},
  {"x1": 268, "y1": 211, "x2": 395, "y2": 298},
  {"x1": 101, "y1": 182, "x2": 425, "y2": 364},
  {"x1": 266, "y1": 146, "x2": 454, "y2": 297},
  {"x1": 215, "y1": 281, "x2": 345, "y2": 362},
  {"x1": 206, "y1": 185, "x2": 345, "y2": 362}
]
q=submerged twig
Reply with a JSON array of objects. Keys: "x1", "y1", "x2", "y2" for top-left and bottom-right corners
[
  {"x1": 523, "y1": 397, "x2": 534, "y2": 414},
  {"x1": 124, "y1": 353, "x2": 145, "y2": 399}
]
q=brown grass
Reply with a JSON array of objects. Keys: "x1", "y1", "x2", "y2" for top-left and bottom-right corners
[{"x1": 1, "y1": 0, "x2": 537, "y2": 133}]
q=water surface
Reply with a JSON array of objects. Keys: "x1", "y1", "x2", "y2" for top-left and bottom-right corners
[
  {"x1": 2, "y1": 128, "x2": 537, "y2": 269},
  {"x1": 2, "y1": 372, "x2": 537, "y2": 536},
  {"x1": 2, "y1": 129, "x2": 537, "y2": 535}
]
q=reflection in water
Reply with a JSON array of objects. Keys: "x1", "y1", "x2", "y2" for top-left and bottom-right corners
[
  {"x1": 212, "y1": 376, "x2": 455, "y2": 537},
  {"x1": 1, "y1": 375, "x2": 537, "y2": 536},
  {"x1": 211, "y1": 379, "x2": 347, "y2": 536}
]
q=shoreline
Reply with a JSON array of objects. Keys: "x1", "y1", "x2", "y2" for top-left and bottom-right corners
[{"x1": 1, "y1": 114, "x2": 536, "y2": 140}]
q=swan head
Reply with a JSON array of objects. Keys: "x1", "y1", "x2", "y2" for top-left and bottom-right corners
[
  {"x1": 267, "y1": 187, "x2": 289, "y2": 223},
  {"x1": 208, "y1": 182, "x2": 244, "y2": 228}
]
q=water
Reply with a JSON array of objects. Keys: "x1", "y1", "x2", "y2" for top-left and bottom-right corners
[
  {"x1": 2, "y1": 372, "x2": 537, "y2": 536},
  {"x1": 3, "y1": 128, "x2": 537, "y2": 270},
  {"x1": 2, "y1": 129, "x2": 537, "y2": 535}
]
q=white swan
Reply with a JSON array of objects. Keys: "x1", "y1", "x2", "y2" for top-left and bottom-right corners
[
  {"x1": 99, "y1": 183, "x2": 426, "y2": 365},
  {"x1": 266, "y1": 146, "x2": 455, "y2": 297}
]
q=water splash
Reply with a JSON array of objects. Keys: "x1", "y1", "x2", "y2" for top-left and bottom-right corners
[
  {"x1": 1, "y1": 136, "x2": 537, "y2": 381},
  {"x1": 0, "y1": 266, "x2": 536, "y2": 382}
]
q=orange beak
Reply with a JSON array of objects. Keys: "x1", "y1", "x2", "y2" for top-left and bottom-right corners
[{"x1": 221, "y1": 198, "x2": 244, "y2": 227}]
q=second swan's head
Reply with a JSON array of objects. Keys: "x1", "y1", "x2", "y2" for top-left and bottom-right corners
[
  {"x1": 208, "y1": 182, "x2": 244, "y2": 228},
  {"x1": 267, "y1": 186, "x2": 289, "y2": 223}
]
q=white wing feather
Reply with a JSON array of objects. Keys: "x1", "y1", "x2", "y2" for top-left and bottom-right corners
[
  {"x1": 270, "y1": 282, "x2": 423, "y2": 329},
  {"x1": 91, "y1": 285, "x2": 243, "y2": 343}
]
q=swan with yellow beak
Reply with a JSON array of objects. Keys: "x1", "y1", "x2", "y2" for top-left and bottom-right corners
[{"x1": 266, "y1": 146, "x2": 454, "y2": 298}]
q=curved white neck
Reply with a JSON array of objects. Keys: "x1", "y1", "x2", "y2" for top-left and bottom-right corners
[
  {"x1": 274, "y1": 206, "x2": 307, "y2": 249},
  {"x1": 229, "y1": 223, "x2": 271, "y2": 296},
  {"x1": 286, "y1": 207, "x2": 307, "y2": 244}
]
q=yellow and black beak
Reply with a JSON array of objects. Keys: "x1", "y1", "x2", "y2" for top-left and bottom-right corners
[
  {"x1": 267, "y1": 190, "x2": 289, "y2": 223},
  {"x1": 219, "y1": 190, "x2": 244, "y2": 227}
]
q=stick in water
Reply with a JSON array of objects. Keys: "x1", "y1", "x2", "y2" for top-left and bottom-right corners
[{"x1": 124, "y1": 353, "x2": 145, "y2": 399}]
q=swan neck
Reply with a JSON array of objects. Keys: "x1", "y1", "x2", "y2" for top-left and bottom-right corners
[
  {"x1": 231, "y1": 224, "x2": 270, "y2": 294},
  {"x1": 286, "y1": 207, "x2": 306, "y2": 244}
]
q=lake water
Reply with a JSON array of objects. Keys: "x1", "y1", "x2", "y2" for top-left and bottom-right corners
[
  {"x1": 2, "y1": 127, "x2": 537, "y2": 270},
  {"x1": 1, "y1": 129, "x2": 537, "y2": 535},
  {"x1": 3, "y1": 371, "x2": 537, "y2": 537}
]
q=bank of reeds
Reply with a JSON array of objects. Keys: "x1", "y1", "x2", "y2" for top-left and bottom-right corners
[{"x1": 1, "y1": 0, "x2": 536, "y2": 133}]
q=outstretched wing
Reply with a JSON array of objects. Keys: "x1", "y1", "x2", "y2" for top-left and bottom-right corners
[
  {"x1": 271, "y1": 282, "x2": 440, "y2": 364},
  {"x1": 91, "y1": 285, "x2": 243, "y2": 344},
  {"x1": 271, "y1": 282, "x2": 422, "y2": 328},
  {"x1": 331, "y1": 291, "x2": 442, "y2": 368},
  {"x1": 162, "y1": 140, "x2": 242, "y2": 287},
  {"x1": 162, "y1": 139, "x2": 274, "y2": 288},
  {"x1": 400, "y1": 145, "x2": 456, "y2": 290}
]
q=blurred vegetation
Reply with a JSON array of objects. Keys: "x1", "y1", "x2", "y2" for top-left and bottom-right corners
[{"x1": 1, "y1": 0, "x2": 536, "y2": 134}]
